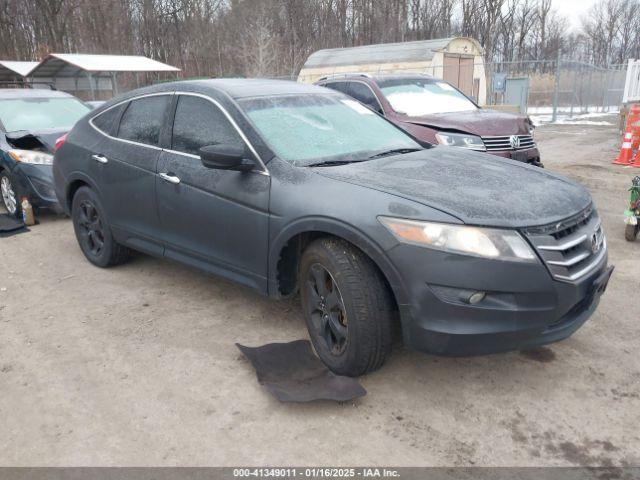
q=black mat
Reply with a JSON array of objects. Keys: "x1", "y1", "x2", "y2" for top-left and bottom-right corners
[
  {"x1": 0, "y1": 214, "x2": 28, "y2": 237},
  {"x1": 237, "y1": 340, "x2": 367, "y2": 402}
]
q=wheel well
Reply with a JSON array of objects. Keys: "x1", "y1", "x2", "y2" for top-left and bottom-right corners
[
  {"x1": 276, "y1": 231, "x2": 398, "y2": 309},
  {"x1": 66, "y1": 180, "x2": 89, "y2": 211}
]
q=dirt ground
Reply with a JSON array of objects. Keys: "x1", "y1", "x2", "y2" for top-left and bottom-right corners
[{"x1": 0, "y1": 118, "x2": 639, "y2": 467}]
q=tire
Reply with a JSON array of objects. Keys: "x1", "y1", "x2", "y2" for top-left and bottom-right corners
[
  {"x1": 1, "y1": 172, "x2": 22, "y2": 220},
  {"x1": 299, "y1": 237, "x2": 394, "y2": 376},
  {"x1": 71, "y1": 186, "x2": 130, "y2": 267},
  {"x1": 625, "y1": 223, "x2": 639, "y2": 242}
]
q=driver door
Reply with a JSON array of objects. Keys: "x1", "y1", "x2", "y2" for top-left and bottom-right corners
[{"x1": 156, "y1": 93, "x2": 270, "y2": 291}]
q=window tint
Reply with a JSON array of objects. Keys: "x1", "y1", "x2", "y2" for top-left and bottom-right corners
[
  {"x1": 117, "y1": 95, "x2": 170, "y2": 146},
  {"x1": 348, "y1": 82, "x2": 382, "y2": 113},
  {"x1": 92, "y1": 103, "x2": 125, "y2": 135},
  {"x1": 323, "y1": 82, "x2": 350, "y2": 94},
  {"x1": 171, "y1": 95, "x2": 243, "y2": 156}
]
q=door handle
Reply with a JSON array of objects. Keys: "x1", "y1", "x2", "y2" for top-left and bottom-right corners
[
  {"x1": 92, "y1": 154, "x2": 108, "y2": 164},
  {"x1": 159, "y1": 172, "x2": 181, "y2": 184}
]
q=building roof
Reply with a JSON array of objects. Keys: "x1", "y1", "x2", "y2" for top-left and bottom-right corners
[
  {"x1": 303, "y1": 37, "x2": 479, "y2": 69},
  {"x1": 28, "y1": 53, "x2": 180, "y2": 78},
  {"x1": 0, "y1": 61, "x2": 39, "y2": 79}
]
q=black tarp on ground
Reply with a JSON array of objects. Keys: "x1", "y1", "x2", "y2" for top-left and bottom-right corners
[
  {"x1": 237, "y1": 340, "x2": 366, "y2": 402},
  {"x1": 0, "y1": 214, "x2": 28, "y2": 238}
]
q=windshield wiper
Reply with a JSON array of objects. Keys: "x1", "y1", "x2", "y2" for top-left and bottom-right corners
[
  {"x1": 367, "y1": 148, "x2": 422, "y2": 159},
  {"x1": 306, "y1": 159, "x2": 365, "y2": 167}
]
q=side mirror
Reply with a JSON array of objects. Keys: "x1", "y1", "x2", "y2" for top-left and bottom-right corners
[{"x1": 199, "y1": 144, "x2": 254, "y2": 171}]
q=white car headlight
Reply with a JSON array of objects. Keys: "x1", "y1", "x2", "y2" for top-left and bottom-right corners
[
  {"x1": 8, "y1": 149, "x2": 54, "y2": 165},
  {"x1": 379, "y1": 217, "x2": 537, "y2": 263},
  {"x1": 435, "y1": 132, "x2": 486, "y2": 151}
]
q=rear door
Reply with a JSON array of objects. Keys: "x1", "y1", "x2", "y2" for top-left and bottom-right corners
[
  {"x1": 156, "y1": 93, "x2": 270, "y2": 291},
  {"x1": 97, "y1": 93, "x2": 172, "y2": 255}
]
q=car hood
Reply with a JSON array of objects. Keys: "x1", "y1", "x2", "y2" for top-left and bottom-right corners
[
  {"x1": 312, "y1": 147, "x2": 592, "y2": 228},
  {"x1": 399, "y1": 109, "x2": 531, "y2": 136},
  {"x1": 5, "y1": 128, "x2": 68, "y2": 153}
]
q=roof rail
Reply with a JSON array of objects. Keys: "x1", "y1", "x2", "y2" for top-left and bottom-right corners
[
  {"x1": 0, "y1": 81, "x2": 57, "y2": 90},
  {"x1": 317, "y1": 73, "x2": 372, "y2": 82}
]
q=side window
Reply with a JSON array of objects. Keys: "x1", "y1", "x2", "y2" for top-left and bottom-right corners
[
  {"x1": 171, "y1": 95, "x2": 243, "y2": 156},
  {"x1": 348, "y1": 82, "x2": 382, "y2": 113},
  {"x1": 117, "y1": 95, "x2": 170, "y2": 146},
  {"x1": 92, "y1": 103, "x2": 125, "y2": 136},
  {"x1": 323, "y1": 82, "x2": 350, "y2": 95}
]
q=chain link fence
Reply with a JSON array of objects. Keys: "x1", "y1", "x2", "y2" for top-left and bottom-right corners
[{"x1": 484, "y1": 60, "x2": 627, "y2": 121}]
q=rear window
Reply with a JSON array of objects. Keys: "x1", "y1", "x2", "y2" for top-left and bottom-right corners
[
  {"x1": 117, "y1": 95, "x2": 170, "y2": 146},
  {"x1": 0, "y1": 97, "x2": 91, "y2": 132},
  {"x1": 91, "y1": 103, "x2": 126, "y2": 136}
]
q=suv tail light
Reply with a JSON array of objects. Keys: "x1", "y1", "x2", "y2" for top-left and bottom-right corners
[{"x1": 54, "y1": 133, "x2": 68, "y2": 152}]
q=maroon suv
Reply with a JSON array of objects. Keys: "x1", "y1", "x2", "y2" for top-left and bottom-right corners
[{"x1": 316, "y1": 74, "x2": 542, "y2": 167}]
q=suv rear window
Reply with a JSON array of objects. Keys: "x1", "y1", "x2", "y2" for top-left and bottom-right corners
[{"x1": 117, "y1": 95, "x2": 170, "y2": 146}]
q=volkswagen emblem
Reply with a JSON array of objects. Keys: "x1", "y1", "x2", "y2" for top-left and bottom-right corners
[
  {"x1": 509, "y1": 135, "x2": 521, "y2": 149},
  {"x1": 591, "y1": 229, "x2": 603, "y2": 253}
]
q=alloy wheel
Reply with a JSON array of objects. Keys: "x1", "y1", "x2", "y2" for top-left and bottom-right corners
[
  {"x1": 306, "y1": 263, "x2": 349, "y2": 355},
  {"x1": 1, "y1": 176, "x2": 17, "y2": 214},
  {"x1": 77, "y1": 200, "x2": 105, "y2": 257}
]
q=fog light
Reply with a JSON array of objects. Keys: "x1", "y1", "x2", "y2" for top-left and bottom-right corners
[{"x1": 467, "y1": 291, "x2": 486, "y2": 304}]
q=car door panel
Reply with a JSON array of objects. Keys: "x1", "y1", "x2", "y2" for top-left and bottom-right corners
[
  {"x1": 157, "y1": 152, "x2": 270, "y2": 289},
  {"x1": 156, "y1": 94, "x2": 270, "y2": 291}
]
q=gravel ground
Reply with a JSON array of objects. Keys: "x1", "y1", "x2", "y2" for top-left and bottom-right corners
[{"x1": 0, "y1": 118, "x2": 638, "y2": 466}]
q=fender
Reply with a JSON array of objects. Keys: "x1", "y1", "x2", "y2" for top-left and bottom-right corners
[
  {"x1": 62, "y1": 170, "x2": 103, "y2": 214},
  {"x1": 268, "y1": 216, "x2": 410, "y2": 308}
]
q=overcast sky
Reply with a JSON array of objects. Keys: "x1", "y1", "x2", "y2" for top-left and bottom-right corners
[{"x1": 551, "y1": 0, "x2": 599, "y2": 31}]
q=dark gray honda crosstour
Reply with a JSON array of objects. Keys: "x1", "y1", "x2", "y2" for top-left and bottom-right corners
[{"x1": 54, "y1": 79, "x2": 613, "y2": 376}]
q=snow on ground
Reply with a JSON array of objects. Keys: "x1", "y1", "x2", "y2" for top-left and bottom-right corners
[{"x1": 528, "y1": 106, "x2": 618, "y2": 126}]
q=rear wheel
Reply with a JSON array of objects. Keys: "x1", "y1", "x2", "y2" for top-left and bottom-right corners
[
  {"x1": 1, "y1": 173, "x2": 21, "y2": 219},
  {"x1": 300, "y1": 237, "x2": 394, "y2": 376},
  {"x1": 71, "y1": 187, "x2": 130, "y2": 267},
  {"x1": 625, "y1": 223, "x2": 639, "y2": 242}
]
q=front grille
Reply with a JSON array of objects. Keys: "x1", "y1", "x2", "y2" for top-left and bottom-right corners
[
  {"x1": 523, "y1": 206, "x2": 607, "y2": 283},
  {"x1": 482, "y1": 134, "x2": 536, "y2": 151}
]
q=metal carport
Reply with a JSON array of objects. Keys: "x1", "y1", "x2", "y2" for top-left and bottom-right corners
[
  {"x1": 26, "y1": 53, "x2": 180, "y2": 99},
  {"x1": 0, "y1": 61, "x2": 39, "y2": 82}
]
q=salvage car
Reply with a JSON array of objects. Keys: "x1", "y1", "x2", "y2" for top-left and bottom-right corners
[
  {"x1": 0, "y1": 87, "x2": 91, "y2": 218},
  {"x1": 316, "y1": 74, "x2": 543, "y2": 167},
  {"x1": 54, "y1": 79, "x2": 612, "y2": 376}
]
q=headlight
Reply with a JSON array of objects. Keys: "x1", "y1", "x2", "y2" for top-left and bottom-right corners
[
  {"x1": 435, "y1": 132, "x2": 485, "y2": 151},
  {"x1": 379, "y1": 217, "x2": 537, "y2": 263},
  {"x1": 8, "y1": 149, "x2": 54, "y2": 165}
]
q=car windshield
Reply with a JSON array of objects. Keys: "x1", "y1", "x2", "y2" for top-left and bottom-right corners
[
  {"x1": 238, "y1": 94, "x2": 420, "y2": 166},
  {"x1": 379, "y1": 78, "x2": 477, "y2": 116},
  {"x1": 0, "y1": 97, "x2": 91, "y2": 132}
]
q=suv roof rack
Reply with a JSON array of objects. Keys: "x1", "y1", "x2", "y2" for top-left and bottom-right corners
[
  {"x1": 317, "y1": 73, "x2": 373, "y2": 82},
  {"x1": 0, "y1": 81, "x2": 57, "y2": 90}
]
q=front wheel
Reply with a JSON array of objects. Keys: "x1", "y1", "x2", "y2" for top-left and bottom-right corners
[
  {"x1": 299, "y1": 238, "x2": 394, "y2": 376},
  {"x1": 625, "y1": 223, "x2": 639, "y2": 242},
  {"x1": 1, "y1": 173, "x2": 21, "y2": 219}
]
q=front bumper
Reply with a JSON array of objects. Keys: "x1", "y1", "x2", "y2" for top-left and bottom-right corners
[
  {"x1": 390, "y1": 242, "x2": 612, "y2": 356},
  {"x1": 11, "y1": 163, "x2": 59, "y2": 209},
  {"x1": 489, "y1": 147, "x2": 541, "y2": 165}
]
